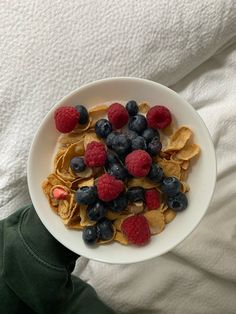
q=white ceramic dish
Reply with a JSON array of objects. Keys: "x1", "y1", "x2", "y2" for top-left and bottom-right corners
[{"x1": 27, "y1": 77, "x2": 216, "y2": 264}]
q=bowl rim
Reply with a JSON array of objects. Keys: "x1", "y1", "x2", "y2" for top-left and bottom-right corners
[{"x1": 27, "y1": 77, "x2": 217, "y2": 264}]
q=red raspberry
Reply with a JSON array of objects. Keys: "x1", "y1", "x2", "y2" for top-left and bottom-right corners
[
  {"x1": 146, "y1": 105, "x2": 172, "y2": 129},
  {"x1": 84, "y1": 141, "x2": 107, "y2": 167},
  {"x1": 145, "y1": 189, "x2": 160, "y2": 210},
  {"x1": 54, "y1": 106, "x2": 79, "y2": 133},
  {"x1": 125, "y1": 150, "x2": 152, "y2": 177},
  {"x1": 52, "y1": 187, "x2": 68, "y2": 200},
  {"x1": 97, "y1": 173, "x2": 124, "y2": 201},
  {"x1": 108, "y1": 103, "x2": 129, "y2": 129},
  {"x1": 121, "y1": 215, "x2": 150, "y2": 246}
]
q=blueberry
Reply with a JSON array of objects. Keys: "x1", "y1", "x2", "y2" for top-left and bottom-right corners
[
  {"x1": 107, "y1": 163, "x2": 128, "y2": 181},
  {"x1": 124, "y1": 130, "x2": 139, "y2": 141},
  {"x1": 148, "y1": 163, "x2": 164, "y2": 183},
  {"x1": 161, "y1": 177, "x2": 181, "y2": 196},
  {"x1": 128, "y1": 114, "x2": 147, "y2": 134},
  {"x1": 167, "y1": 192, "x2": 188, "y2": 212},
  {"x1": 108, "y1": 193, "x2": 128, "y2": 212},
  {"x1": 126, "y1": 100, "x2": 138, "y2": 116},
  {"x1": 70, "y1": 157, "x2": 86, "y2": 173},
  {"x1": 147, "y1": 137, "x2": 162, "y2": 156},
  {"x1": 106, "y1": 132, "x2": 119, "y2": 148},
  {"x1": 76, "y1": 186, "x2": 97, "y2": 205},
  {"x1": 87, "y1": 201, "x2": 107, "y2": 221},
  {"x1": 82, "y1": 226, "x2": 98, "y2": 245},
  {"x1": 142, "y1": 128, "x2": 160, "y2": 143},
  {"x1": 112, "y1": 134, "x2": 131, "y2": 156},
  {"x1": 75, "y1": 105, "x2": 89, "y2": 124},
  {"x1": 127, "y1": 187, "x2": 145, "y2": 202},
  {"x1": 106, "y1": 151, "x2": 121, "y2": 165},
  {"x1": 95, "y1": 118, "x2": 112, "y2": 138},
  {"x1": 131, "y1": 136, "x2": 147, "y2": 151},
  {"x1": 97, "y1": 219, "x2": 114, "y2": 241}
]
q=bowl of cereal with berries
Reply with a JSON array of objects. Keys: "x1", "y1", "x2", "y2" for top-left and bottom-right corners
[{"x1": 27, "y1": 77, "x2": 216, "y2": 264}]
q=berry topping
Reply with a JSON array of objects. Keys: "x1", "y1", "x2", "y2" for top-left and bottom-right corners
[
  {"x1": 97, "y1": 219, "x2": 114, "y2": 241},
  {"x1": 167, "y1": 192, "x2": 188, "y2": 212},
  {"x1": 83, "y1": 226, "x2": 98, "y2": 245},
  {"x1": 148, "y1": 163, "x2": 164, "y2": 183},
  {"x1": 131, "y1": 136, "x2": 147, "y2": 151},
  {"x1": 121, "y1": 215, "x2": 150, "y2": 246},
  {"x1": 111, "y1": 134, "x2": 131, "y2": 156},
  {"x1": 108, "y1": 103, "x2": 129, "y2": 129},
  {"x1": 125, "y1": 150, "x2": 152, "y2": 177},
  {"x1": 75, "y1": 105, "x2": 89, "y2": 124},
  {"x1": 107, "y1": 163, "x2": 128, "y2": 181},
  {"x1": 70, "y1": 157, "x2": 86, "y2": 173},
  {"x1": 127, "y1": 187, "x2": 145, "y2": 202},
  {"x1": 142, "y1": 128, "x2": 160, "y2": 143},
  {"x1": 84, "y1": 141, "x2": 107, "y2": 167},
  {"x1": 76, "y1": 186, "x2": 98, "y2": 205},
  {"x1": 52, "y1": 188, "x2": 68, "y2": 200},
  {"x1": 126, "y1": 100, "x2": 138, "y2": 116},
  {"x1": 124, "y1": 130, "x2": 139, "y2": 141},
  {"x1": 128, "y1": 114, "x2": 147, "y2": 134},
  {"x1": 95, "y1": 118, "x2": 112, "y2": 138},
  {"x1": 87, "y1": 201, "x2": 107, "y2": 221},
  {"x1": 97, "y1": 174, "x2": 124, "y2": 202},
  {"x1": 108, "y1": 193, "x2": 128, "y2": 212},
  {"x1": 147, "y1": 137, "x2": 162, "y2": 156},
  {"x1": 106, "y1": 131, "x2": 119, "y2": 148},
  {"x1": 161, "y1": 176, "x2": 181, "y2": 196},
  {"x1": 145, "y1": 189, "x2": 160, "y2": 210},
  {"x1": 147, "y1": 105, "x2": 172, "y2": 129},
  {"x1": 54, "y1": 106, "x2": 79, "y2": 133},
  {"x1": 106, "y1": 151, "x2": 121, "y2": 165}
]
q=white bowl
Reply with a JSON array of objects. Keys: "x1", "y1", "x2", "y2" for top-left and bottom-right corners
[{"x1": 27, "y1": 77, "x2": 216, "y2": 264}]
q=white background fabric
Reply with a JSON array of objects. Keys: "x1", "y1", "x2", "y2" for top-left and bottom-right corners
[{"x1": 0, "y1": 1, "x2": 236, "y2": 313}]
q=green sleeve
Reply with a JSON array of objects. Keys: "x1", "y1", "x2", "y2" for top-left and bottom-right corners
[{"x1": 0, "y1": 205, "x2": 116, "y2": 314}]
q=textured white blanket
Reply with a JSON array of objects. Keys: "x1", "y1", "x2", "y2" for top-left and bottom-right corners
[{"x1": 1, "y1": 1, "x2": 236, "y2": 313}]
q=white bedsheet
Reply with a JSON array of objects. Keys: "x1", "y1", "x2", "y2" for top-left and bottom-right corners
[{"x1": 0, "y1": 1, "x2": 236, "y2": 313}]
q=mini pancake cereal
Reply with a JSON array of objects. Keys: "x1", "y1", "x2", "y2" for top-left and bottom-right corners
[{"x1": 42, "y1": 101, "x2": 200, "y2": 247}]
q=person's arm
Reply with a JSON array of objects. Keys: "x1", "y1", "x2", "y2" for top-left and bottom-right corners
[{"x1": 0, "y1": 205, "x2": 116, "y2": 314}]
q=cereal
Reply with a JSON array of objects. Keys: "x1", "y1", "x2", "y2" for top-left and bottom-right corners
[
  {"x1": 106, "y1": 210, "x2": 121, "y2": 220},
  {"x1": 139, "y1": 102, "x2": 150, "y2": 114},
  {"x1": 175, "y1": 143, "x2": 200, "y2": 160},
  {"x1": 180, "y1": 181, "x2": 190, "y2": 193},
  {"x1": 143, "y1": 210, "x2": 165, "y2": 234},
  {"x1": 163, "y1": 209, "x2": 176, "y2": 224},
  {"x1": 164, "y1": 126, "x2": 192, "y2": 152},
  {"x1": 181, "y1": 160, "x2": 190, "y2": 170},
  {"x1": 42, "y1": 101, "x2": 200, "y2": 247},
  {"x1": 127, "y1": 177, "x2": 159, "y2": 189},
  {"x1": 89, "y1": 104, "x2": 109, "y2": 127},
  {"x1": 114, "y1": 231, "x2": 129, "y2": 245},
  {"x1": 157, "y1": 158, "x2": 181, "y2": 179}
]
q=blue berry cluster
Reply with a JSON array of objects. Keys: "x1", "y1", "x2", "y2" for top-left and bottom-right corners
[{"x1": 72, "y1": 101, "x2": 188, "y2": 245}]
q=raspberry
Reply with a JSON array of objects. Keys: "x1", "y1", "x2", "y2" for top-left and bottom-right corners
[
  {"x1": 147, "y1": 105, "x2": 172, "y2": 129},
  {"x1": 84, "y1": 141, "x2": 107, "y2": 167},
  {"x1": 97, "y1": 173, "x2": 124, "y2": 201},
  {"x1": 121, "y1": 215, "x2": 150, "y2": 246},
  {"x1": 54, "y1": 106, "x2": 79, "y2": 133},
  {"x1": 145, "y1": 189, "x2": 160, "y2": 210},
  {"x1": 108, "y1": 103, "x2": 129, "y2": 129},
  {"x1": 125, "y1": 150, "x2": 152, "y2": 177},
  {"x1": 52, "y1": 188, "x2": 68, "y2": 200}
]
